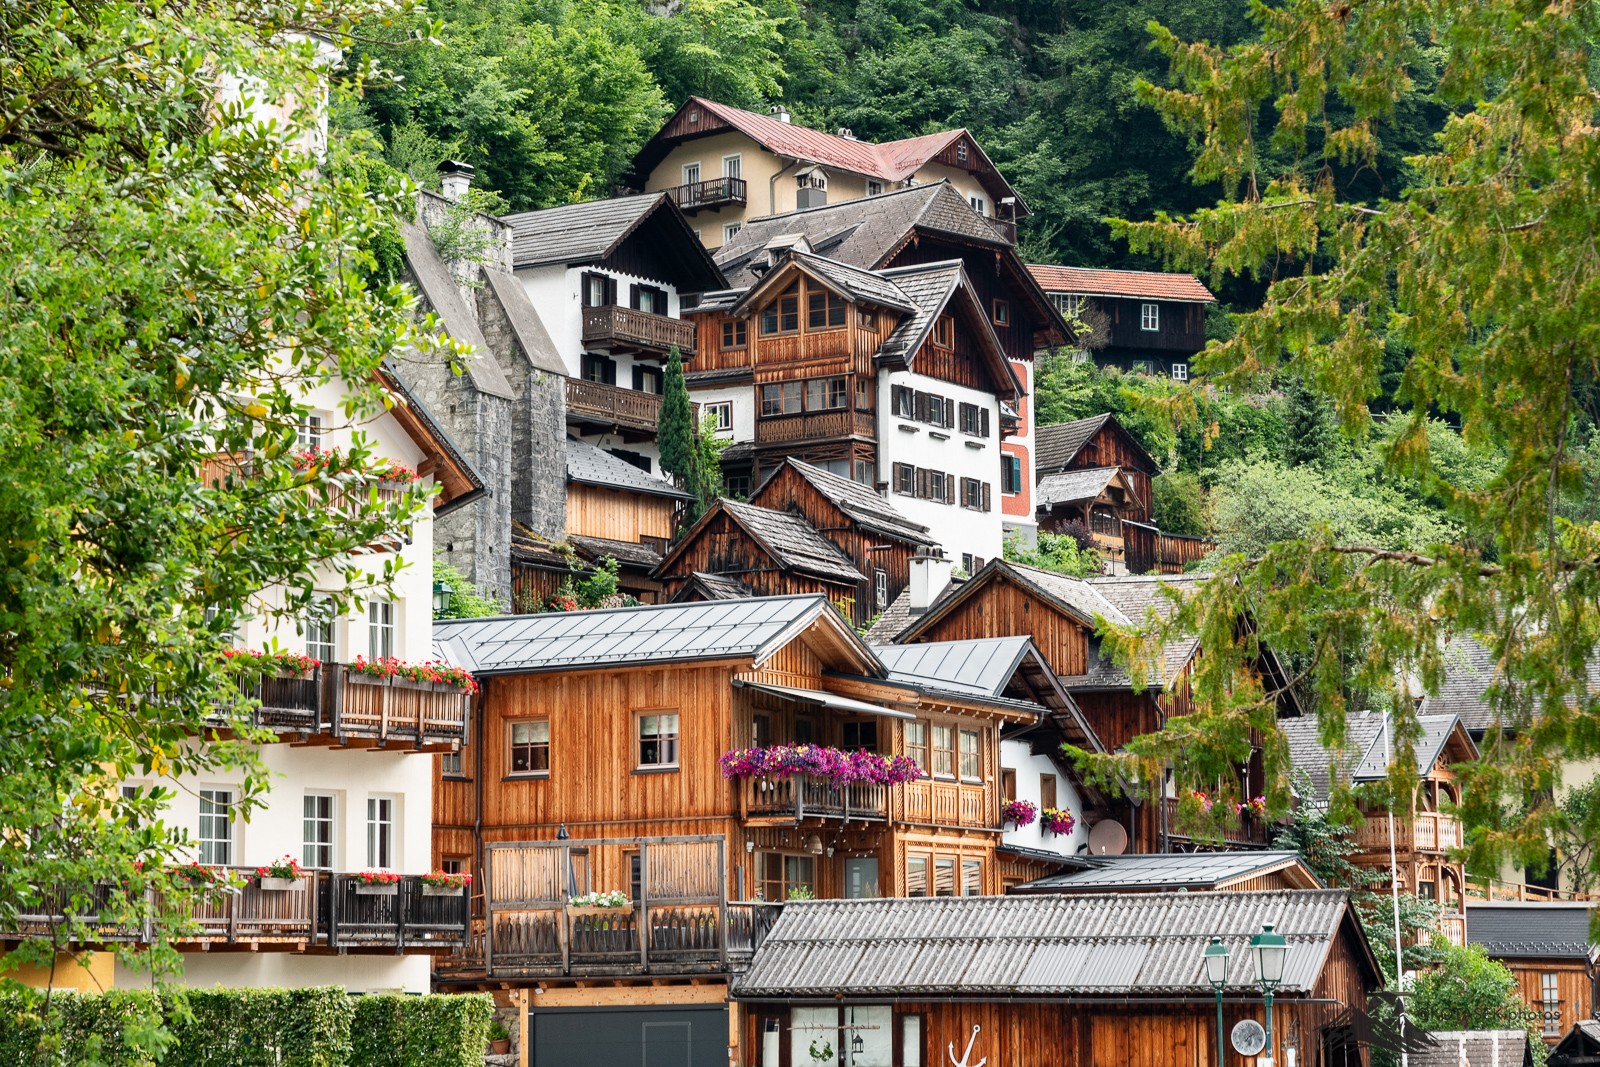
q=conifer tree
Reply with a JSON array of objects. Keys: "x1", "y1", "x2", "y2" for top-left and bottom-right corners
[{"x1": 658, "y1": 346, "x2": 694, "y2": 487}]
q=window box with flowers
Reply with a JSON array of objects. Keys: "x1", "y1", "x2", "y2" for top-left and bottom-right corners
[
  {"x1": 256, "y1": 856, "x2": 306, "y2": 891},
  {"x1": 568, "y1": 889, "x2": 633, "y2": 917},
  {"x1": 717, "y1": 745, "x2": 925, "y2": 788},
  {"x1": 221, "y1": 648, "x2": 320, "y2": 679},
  {"x1": 173, "y1": 861, "x2": 241, "y2": 888},
  {"x1": 346, "y1": 657, "x2": 479, "y2": 695},
  {"x1": 1001, "y1": 798, "x2": 1038, "y2": 828},
  {"x1": 352, "y1": 870, "x2": 403, "y2": 896},
  {"x1": 1041, "y1": 807, "x2": 1076, "y2": 836},
  {"x1": 420, "y1": 870, "x2": 471, "y2": 897},
  {"x1": 1235, "y1": 795, "x2": 1269, "y2": 819}
]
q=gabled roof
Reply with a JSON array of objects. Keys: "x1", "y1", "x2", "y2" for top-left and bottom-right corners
[
  {"x1": 432, "y1": 594, "x2": 881, "y2": 676},
  {"x1": 400, "y1": 221, "x2": 515, "y2": 401},
  {"x1": 759, "y1": 458, "x2": 935, "y2": 547},
  {"x1": 877, "y1": 260, "x2": 1021, "y2": 398},
  {"x1": 1037, "y1": 467, "x2": 1127, "y2": 510},
  {"x1": 719, "y1": 500, "x2": 865, "y2": 584},
  {"x1": 567, "y1": 534, "x2": 662, "y2": 570},
  {"x1": 732, "y1": 890, "x2": 1378, "y2": 999},
  {"x1": 1074, "y1": 573, "x2": 1210, "y2": 688},
  {"x1": 728, "y1": 249, "x2": 917, "y2": 318},
  {"x1": 1418, "y1": 635, "x2": 1499, "y2": 733},
  {"x1": 1466, "y1": 902, "x2": 1597, "y2": 961},
  {"x1": 375, "y1": 365, "x2": 487, "y2": 517},
  {"x1": 633, "y1": 97, "x2": 1027, "y2": 215},
  {"x1": 1028, "y1": 264, "x2": 1216, "y2": 303},
  {"x1": 1011, "y1": 851, "x2": 1323, "y2": 894},
  {"x1": 1551, "y1": 1019, "x2": 1600, "y2": 1064},
  {"x1": 502, "y1": 193, "x2": 725, "y2": 289},
  {"x1": 873, "y1": 636, "x2": 1037, "y2": 699},
  {"x1": 679, "y1": 572, "x2": 755, "y2": 601},
  {"x1": 1412, "y1": 1031, "x2": 1533, "y2": 1067},
  {"x1": 1035, "y1": 414, "x2": 1160, "y2": 478},
  {"x1": 565, "y1": 437, "x2": 693, "y2": 500},
  {"x1": 1279, "y1": 713, "x2": 1478, "y2": 800}
]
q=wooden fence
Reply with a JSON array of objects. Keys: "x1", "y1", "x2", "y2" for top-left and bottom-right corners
[{"x1": 1123, "y1": 520, "x2": 1215, "y2": 575}]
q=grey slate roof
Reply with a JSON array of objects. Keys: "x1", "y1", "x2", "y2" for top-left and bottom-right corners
[
  {"x1": 433, "y1": 594, "x2": 864, "y2": 675},
  {"x1": 1466, "y1": 902, "x2": 1597, "y2": 960},
  {"x1": 1037, "y1": 467, "x2": 1121, "y2": 509},
  {"x1": 683, "y1": 572, "x2": 755, "y2": 601},
  {"x1": 732, "y1": 890, "x2": 1361, "y2": 999},
  {"x1": 481, "y1": 267, "x2": 567, "y2": 377},
  {"x1": 567, "y1": 534, "x2": 662, "y2": 570},
  {"x1": 565, "y1": 438, "x2": 693, "y2": 500},
  {"x1": 1411, "y1": 1031, "x2": 1533, "y2": 1067},
  {"x1": 872, "y1": 637, "x2": 1036, "y2": 699},
  {"x1": 1011, "y1": 851, "x2": 1320, "y2": 894},
  {"x1": 787, "y1": 251, "x2": 917, "y2": 312},
  {"x1": 400, "y1": 222, "x2": 515, "y2": 401},
  {"x1": 1035, "y1": 413, "x2": 1159, "y2": 477},
  {"x1": 775, "y1": 459, "x2": 935, "y2": 546},
  {"x1": 875, "y1": 260, "x2": 966, "y2": 365},
  {"x1": 1279, "y1": 712, "x2": 1472, "y2": 799},
  {"x1": 723, "y1": 499, "x2": 866, "y2": 584},
  {"x1": 1073, "y1": 573, "x2": 1209, "y2": 688},
  {"x1": 502, "y1": 193, "x2": 666, "y2": 269},
  {"x1": 1419, "y1": 635, "x2": 1500, "y2": 732}
]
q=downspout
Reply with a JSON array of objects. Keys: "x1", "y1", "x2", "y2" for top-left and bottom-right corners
[{"x1": 769, "y1": 158, "x2": 799, "y2": 216}]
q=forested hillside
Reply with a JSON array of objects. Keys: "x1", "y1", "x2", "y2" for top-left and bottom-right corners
[{"x1": 340, "y1": 0, "x2": 1446, "y2": 281}]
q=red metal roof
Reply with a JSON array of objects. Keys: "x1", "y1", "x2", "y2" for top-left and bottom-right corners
[
  {"x1": 690, "y1": 97, "x2": 964, "y2": 182},
  {"x1": 1027, "y1": 264, "x2": 1216, "y2": 303}
]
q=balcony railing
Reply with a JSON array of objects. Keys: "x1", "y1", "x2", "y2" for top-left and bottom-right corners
[
  {"x1": 475, "y1": 836, "x2": 776, "y2": 979},
  {"x1": 753, "y1": 409, "x2": 876, "y2": 444},
  {"x1": 6, "y1": 870, "x2": 467, "y2": 951},
  {"x1": 665, "y1": 177, "x2": 747, "y2": 213},
  {"x1": 1352, "y1": 811, "x2": 1462, "y2": 854},
  {"x1": 236, "y1": 665, "x2": 470, "y2": 751},
  {"x1": 900, "y1": 779, "x2": 992, "y2": 828},
  {"x1": 738, "y1": 775, "x2": 888, "y2": 822},
  {"x1": 1438, "y1": 912, "x2": 1467, "y2": 948},
  {"x1": 581, "y1": 305, "x2": 697, "y2": 358},
  {"x1": 565, "y1": 378, "x2": 663, "y2": 435},
  {"x1": 1162, "y1": 798, "x2": 1273, "y2": 846}
]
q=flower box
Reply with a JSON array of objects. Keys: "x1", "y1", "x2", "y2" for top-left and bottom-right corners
[
  {"x1": 422, "y1": 884, "x2": 464, "y2": 897},
  {"x1": 259, "y1": 877, "x2": 305, "y2": 891},
  {"x1": 354, "y1": 883, "x2": 399, "y2": 896},
  {"x1": 569, "y1": 903, "x2": 633, "y2": 918}
]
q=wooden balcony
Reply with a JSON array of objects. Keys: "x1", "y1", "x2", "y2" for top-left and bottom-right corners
[
  {"x1": 900, "y1": 779, "x2": 993, "y2": 829},
  {"x1": 665, "y1": 177, "x2": 747, "y2": 213},
  {"x1": 1162, "y1": 798, "x2": 1273, "y2": 847},
  {"x1": 738, "y1": 775, "x2": 888, "y2": 824},
  {"x1": 754, "y1": 409, "x2": 876, "y2": 445},
  {"x1": 1352, "y1": 811, "x2": 1462, "y2": 854},
  {"x1": 473, "y1": 836, "x2": 779, "y2": 979},
  {"x1": 1438, "y1": 912, "x2": 1466, "y2": 947},
  {"x1": 565, "y1": 377, "x2": 663, "y2": 436},
  {"x1": 582, "y1": 305, "x2": 697, "y2": 358},
  {"x1": 236, "y1": 665, "x2": 470, "y2": 752}
]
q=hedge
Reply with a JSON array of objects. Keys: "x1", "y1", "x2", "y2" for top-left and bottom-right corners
[{"x1": 0, "y1": 987, "x2": 493, "y2": 1067}]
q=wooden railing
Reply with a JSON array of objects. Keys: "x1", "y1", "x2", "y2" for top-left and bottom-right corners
[
  {"x1": 184, "y1": 867, "x2": 318, "y2": 943},
  {"x1": 665, "y1": 177, "x2": 747, "y2": 212},
  {"x1": 754, "y1": 409, "x2": 876, "y2": 444},
  {"x1": 235, "y1": 666, "x2": 470, "y2": 749},
  {"x1": 1438, "y1": 912, "x2": 1467, "y2": 947},
  {"x1": 1352, "y1": 811, "x2": 1462, "y2": 854},
  {"x1": 900, "y1": 779, "x2": 994, "y2": 829},
  {"x1": 1162, "y1": 798, "x2": 1272, "y2": 846},
  {"x1": 1123, "y1": 520, "x2": 1216, "y2": 576},
  {"x1": 738, "y1": 775, "x2": 889, "y2": 822},
  {"x1": 582, "y1": 305, "x2": 697, "y2": 357},
  {"x1": 1465, "y1": 878, "x2": 1587, "y2": 902},
  {"x1": 565, "y1": 377, "x2": 663, "y2": 434},
  {"x1": 480, "y1": 836, "x2": 777, "y2": 979}
]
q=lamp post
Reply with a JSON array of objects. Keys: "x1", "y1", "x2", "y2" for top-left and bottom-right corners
[
  {"x1": 431, "y1": 578, "x2": 451, "y2": 617},
  {"x1": 1204, "y1": 936, "x2": 1230, "y2": 1067},
  {"x1": 1251, "y1": 923, "x2": 1288, "y2": 1067}
]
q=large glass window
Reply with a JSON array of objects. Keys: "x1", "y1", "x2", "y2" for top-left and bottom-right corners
[
  {"x1": 367, "y1": 599, "x2": 394, "y2": 661},
  {"x1": 303, "y1": 793, "x2": 335, "y2": 869},
  {"x1": 805, "y1": 376, "x2": 847, "y2": 411},
  {"x1": 959, "y1": 729, "x2": 981, "y2": 781},
  {"x1": 933, "y1": 857, "x2": 956, "y2": 897},
  {"x1": 905, "y1": 721, "x2": 928, "y2": 772},
  {"x1": 756, "y1": 852, "x2": 815, "y2": 901},
  {"x1": 760, "y1": 382, "x2": 803, "y2": 417},
  {"x1": 366, "y1": 795, "x2": 396, "y2": 868},
  {"x1": 961, "y1": 858, "x2": 982, "y2": 896},
  {"x1": 806, "y1": 290, "x2": 846, "y2": 330},
  {"x1": 637, "y1": 712, "x2": 679, "y2": 768},
  {"x1": 844, "y1": 858, "x2": 880, "y2": 898},
  {"x1": 198, "y1": 788, "x2": 233, "y2": 865},
  {"x1": 906, "y1": 854, "x2": 929, "y2": 897},
  {"x1": 509, "y1": 720, "x2": 551, "y2": 776},
  {"x1": 759, "y1": 284, "x2": 801, "y2": 335}
]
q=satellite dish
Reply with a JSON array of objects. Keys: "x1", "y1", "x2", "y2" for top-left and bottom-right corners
[
  {"x1": 1087, "y1": 820, "x2": 1128, "y2": 856},
  {"x1": 1231, "y1": 1019, "x2": 1267, "y2": 1057}
]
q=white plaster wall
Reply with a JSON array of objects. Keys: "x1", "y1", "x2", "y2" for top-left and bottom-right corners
[
  {"x1": 515, "y1": 264, "x2": 688, "y2": 380},
  {"x1": 1001, "y1": 740, "x2": 1088, "y2": 858},
  {"x1": 687, "y1": 382, "x2": 756, "y2": 443},
  {"x1": 115, "y1": 951, "x2": 431, "y2": 994},
  {"x1": 876, "y1": 368, "x2": 1005, "y2": 564}
]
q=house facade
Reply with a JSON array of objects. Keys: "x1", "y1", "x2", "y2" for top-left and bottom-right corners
[
  {"x1": 1028, "y1": 263, "x2": 1216, "y2": 378},
  {"x1": 1466, "y1": 902, "x2": 1598, "y2": 1044},
  {"x1": 630, "y1": 97, "x2": 1029, "y2": 251}
]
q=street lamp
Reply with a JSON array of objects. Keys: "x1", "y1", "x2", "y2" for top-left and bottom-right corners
[
  {"x1": 1203, "y1": 936, "x2": 1230, "y2": 1067},
  {"x1": 431, "y1": 578, "x2": 451, "y2": 616},
  {"x1": 1251, "y1": 923, "x2": 1288, "y2": 1067}
]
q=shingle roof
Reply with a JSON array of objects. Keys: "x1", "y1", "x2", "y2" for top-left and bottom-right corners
[
  {"x1": 1028, "y1": 264, "x2": 1216, "y2": 303},
  {"x1": 433, "y1": 595, "x2": 863, "y2": 674},
  {"x1": 682, "y1": 572, "x2": 755, "y2": 601},
  {"x1": 400, "y1": 222, "x2": 515, "y2": 401},
  {"x1": 1466, "y1": 902, "x2": 1597, "y2": 960},
  {"x1": 1411, "y1": 1031, "x2": 1533, "y2": 1067},
  {"x1": 787, "y1": 251, "x2": 917, "y2": 313},
  {"x1": 503, "y1": 194, "x2": 665, "y2": 268},
  {"x1": 872, "y1": 637, "x2": 1036, "y2": 699},
  {"x1": 1279, "y1": 713, "x2": 1473, "y2": 799},
  {"x1": 772, "y1": 459, "x2": 935, "y2": 546},
  {"x1": 732, "y1": 890, "x2": 1362, "y2": 999},
  {"x1": 875, "y1": 260, "x2": 966, "y2": 365},
  {"x1": 723, "y1": 499, "x2": 866, "y2": 584},
  {"x1": 1035, "y1": 414, "x2": 1161, "y2": 478},
  {"x1": 1037, "y1": 467, "x2": 1121, "y2": 509},
  {"x1": 566, "y1": 438, "x2": 693, "y2": 500},
  {"x1": 1072, "y1": 574, "x2": 1209, "y2": 688},
  {"x1": 1011, "y1": 851, "x2": 1320, "y2": 894},
  {"x1": 567, "y1": 534, "x2": 663, "y2": 570},
  {"x1": 1419, "y1": 636, "x2": 1500, "y2": 732}
]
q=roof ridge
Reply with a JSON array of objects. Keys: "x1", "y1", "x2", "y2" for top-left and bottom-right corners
[{"x1": 432, "y1": 591, "x2": 823, "y2": 628}]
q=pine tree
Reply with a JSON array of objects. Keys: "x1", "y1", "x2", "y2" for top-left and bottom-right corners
[
  {"x1": 1284, "y1": 376, "x2": 1337, "y2": 468},
  {"x1": 658, "y1": 347, "x2": 693, "y2": 486}
]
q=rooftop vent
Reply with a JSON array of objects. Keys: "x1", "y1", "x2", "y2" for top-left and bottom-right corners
[
  {"x1": 835, "y1": 127, "x2": 855, "y2": 139},
  {"x1": 769, "y1": 105, "x2": 791, "y2": 124}
]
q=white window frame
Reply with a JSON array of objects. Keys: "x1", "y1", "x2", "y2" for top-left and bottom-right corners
[
  {"x1": 722, "y1": 154, "x2": 742, "y2": 180},
  {"x1": 367, "y1": 598, "x2": 395, "y2": 661},
  {"x1": 296, "y1": 414, "x2": 324, "y2": 450},
  {"x1": 366, "y1": 795, "x2": 397, "y2": 869},
  {"x1": 874, "y1": 568, "x2": 888, "y2": 611},
  {"x1": 969, "y1": 195, "x2": 986, "y2": 216},
  {"x1": 1051, "y1": 292, "x2": 1085, "y2": 317},
  {"x1": 306, "y1": 594, "x2": 336, "y2": 664},
  {"x1": 681, "y1": 162, "x2": 701, "y2": 185},
  {"x1": 303, "y1": 792, "x2": 336, "y2": 870},
  {"x1": 722, "y1": 222, "x2": 742, "y2": 244},
  {"x1": 198, "y1": 788, "x2": 234, "y2": 866},
  {"x1": 1141, "y1": 302, "x2": 1160, "y2": 331},
  {"x1": 704, "y1": 401, "x2": 733, "y2": 431},
  {"x1": 1171, "y1": 362, "x2": 1189, "y2": 382}
]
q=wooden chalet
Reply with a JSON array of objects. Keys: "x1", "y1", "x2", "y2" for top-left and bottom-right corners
[
  {"x1": 888, "y1": 561, "x2": 1304, "y2": 855},
  {"x1": 428, "y1": 595, "x2": 1053, "y2": 1066},
  {"x1": 1551, "y1": 1020, "x2": 1600, "y2": 1065},
  {"x1": 1033, "y1": 413, "x2": 1158, "y2": 550},
  {"x1": 564, "y1": 436, "x2": 691, "y2": 603},
  {"x1": 656, "y1": 458, "x2": 937, "y2": 627},
  {"x1": 1282, "y1": 713, "x2": 1478, "y2": 947},
  {"x1": 1466, "y1": 902, "x2": 1598, "y2": 1044},
  {"x1": 731, "y1": 891, "x2": 1383, "y2": 1067},
  {"x1": 1028, "y1": 263, "x2": 1216, "y2": 379}
]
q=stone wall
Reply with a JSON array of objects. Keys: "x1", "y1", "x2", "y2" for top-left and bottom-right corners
[{"x1": 477, "y1": 285, "x2": 567, "y2": 541}]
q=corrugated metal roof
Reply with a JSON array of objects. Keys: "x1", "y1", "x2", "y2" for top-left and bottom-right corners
[
  {"x1": 1466, "y1": 902, "x2": 1597, "y2": 960},
  {"x1": 1028, "y1": 264, "x2": 1216, "y2": 303},
  {"x1": 432, "y1": 594, "x2": 851, "y2": 674},
  {"x1": 566, "y1": 438, "x2": 693, "y2": 500},
  {"x1": 872, "y1": 637, "x2": 1033, "y2": 699},
  {"x1": 734, "y1": 890, "x2": 1356, "y2": 999},
  {"x1": 1012, "y1": 851, "x2": 1320, "y2": 893}
]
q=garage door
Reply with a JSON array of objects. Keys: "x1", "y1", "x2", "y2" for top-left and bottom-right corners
[{"x1": 531, "y1": 1005, "x2": 728, "y2": 1067}]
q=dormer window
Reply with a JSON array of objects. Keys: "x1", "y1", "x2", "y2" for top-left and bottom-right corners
[{"x1": 806, "y1": 289, "x2": 846, "y2": 330}]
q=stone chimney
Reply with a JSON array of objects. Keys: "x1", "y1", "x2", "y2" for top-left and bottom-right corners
[
  {"x1": 438, "y1": 159, "x2": 475, "y2": 202},
  {"x1": 908, "y1": 547, "x2": 955, "y2": 615}
]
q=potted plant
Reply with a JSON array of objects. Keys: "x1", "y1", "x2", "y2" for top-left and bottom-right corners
[
  {"x1": 172, "y1": 861, "x2": 239, "y2": 888},
  {"x1": 1041, "y1": 807, "x2": 1076, "y2": 836},
  {"x1": 486, "y1": 1019, "x2": 511, "y2": 1055},
  {"x1": 352, "y1": 870, "x2": 402, "y2": 896},
  {"x1": 568, "y1": 889, "x2": 632, "y2": 916},
  {"x1": 420, "y1": 869, "x2": 471, "y2": 896},
  {"x1": 256, "y1": 855, "x2": 306, "y2": 890},
  {"x1": 1001, "y1": 798, "x2": 1038, "y2": 828},
  {"x1": 1235, "y1": 795, "x2": 1269, "y2": 819},
  {"x1": 807, "y1": 1037, "x2": 834, "y2": 1065}
]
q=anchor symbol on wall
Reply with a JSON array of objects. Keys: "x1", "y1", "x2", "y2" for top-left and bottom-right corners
[{"x1": 947, "y1": 1024, "x2": 986, "y2": 1067}]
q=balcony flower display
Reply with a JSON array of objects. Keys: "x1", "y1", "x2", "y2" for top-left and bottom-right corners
[
  {"x1": 420, "y1": 870, "x2": 471, "y2": 891},
  {"x1": 1041, "y1": 807, "x2": 1076, "y2": 836},
  {"x1": 353, "y1": 870, "x2": 402, "y2": 886},
  {"x1": 569, "y1": 889, "x2": 630, "y2": 910},
  {"x1": 1235, "y1": 795, "x2": 1269, "y2": 818},
  {"x1": 289, "y1": 446, "x2": 419, "y2": 484},
  {"x1": 1189, "y1": 789, "x2": 1215, "y2": 813},
  {"x1": 718, "y1": 745, "x2": 925, "y2": 788},
  {"x1": 221, "y1": 648, "x2": 319, "y2": 677},
  {"x1": 173, "y1": 861, "x2": 236, "y2": 886},
  {"x1": 1001, "y1": 798, "x2": 1038, "y2": 828},
  {"x1": 348, "y1": 656, "x2": 479, "y2": 695},
  {"x1": 256, "y1": 855, "x2": 306, "y2": 890}
]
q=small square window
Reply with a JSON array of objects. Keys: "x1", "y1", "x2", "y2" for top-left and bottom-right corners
[
  {"x1": 956, "y1": 142, "x2": 969, "y2": 163},
  {"x1": 866, "y1": 180, "x2": 884, "y2": 196},
  {"x1": 893, "y1": 463, "x2": 915, "y2": 496},
  {"x1": 705, "y1": 401, "x2": 733, "y2": 430},
  {"x1": 760, "y1": 382, "x2": 802, "y2": 417},
  {"x1": 968, "y1": 196, "x2": 986, "y2": 217},
  {"x1": 296, "y1": 414, "x2": 324, "y2": 450},
  {"x1": 1171, "y1": 362, "x2": 1189, "y2": 382},
  {"x1": 991, "y1": 299, "x2": 1010, "y2": 326},
  {"x1": 637, "y1": 712, "x2": 679, "y2": 769},
  {"x1": 891, "y1": 385, "x2": 914, "y2": 419},
  {"x1": 508, "y1": 719, "x2": 550, "y2": 776},
  {"x1": 874, "y1": 568, "x2": 888, "y2": 610},
  {"x1": 723, "y1": 223, "x2": 742, "y2": 244},
  {"x1": 720, "y1": 320, "x2": 747, "y2": 349}
]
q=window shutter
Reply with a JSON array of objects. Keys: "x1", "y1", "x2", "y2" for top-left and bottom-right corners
[
  {"x1": 629, "y1": 284, "x2": 641, "y2": 310},
  {"x1": 945, "y1": 398, "x2": 957, "y2": 428},
  {"x1": 916, "y1": 468, "x2": 929, "y2": 498},
  {"x1": 945, "y1": 472, "x2": 955, "y2": 504},
  {"x1": 915, "y1": 391, "x2": 928, "y2": 422},
  {"x1": 632, "y1": 366, "x2": 644, "y2": 390},
  {"x1": 982, "y1": 483, "x2": 992, "y2": 512},
  {"x1": 981, "y1": 409, "x2": 991, "y2": 438}
]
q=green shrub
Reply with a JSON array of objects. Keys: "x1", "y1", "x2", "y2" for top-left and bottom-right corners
[{"x1": 350, "y1": 993, "x2": 493, "y2": 1067}]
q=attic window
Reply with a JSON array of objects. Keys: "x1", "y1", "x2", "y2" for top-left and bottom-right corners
[
  {"x1": 689, "y1": 109, "x2": 700, "y2": 124},
  {"x1": 932, "y1": 315, "x2": 953, "y2": 348},
  {"x1": 991, "y1": 299, "x2": 1010, "y2": 327},
  {"x1": 956, "y1": 141, "x2": 969, "y2": 163}
]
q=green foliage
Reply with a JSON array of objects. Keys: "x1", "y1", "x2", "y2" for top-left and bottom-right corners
[
  {"x1": 1554, "y1": 778, "x2": 1600, "y2": 895},
  {"x1": 649, "y1": 0, "x2": 790, "y2": 108},
  {"x1": 166, "y1": 989, "x2": 354, "y2": 1067},
  {"x1": 1283, "y1": 377, "x2": 1339, "y2": 469},
  {"x1": 658, "y1": 347, "x2": 694, "y2": 486},
  {"x1": 1004, "y1": 532, "x2": 1103, "y2": 578},
  {"x1": 1151, "y1": 471, "x2": 1208, "y2": 537},
  {"x1": 574, "y1": 557, "x2": 622, "y2": 608},
  {"x1": 684, "y1": 413, "x2": 730, "y2": 526},
  {"x1": 432, "y1": 560, "x2": 502, "y2": 620},
  {"x1": 350, "y1": 993, "x2": 493, "y2": 1067},
  {"x1": 425, "y1": 188, "x2": 510, "y2": 274},
  {"x1": 1394, "y1": 944, "x2": 1548, "y2": 1067}
]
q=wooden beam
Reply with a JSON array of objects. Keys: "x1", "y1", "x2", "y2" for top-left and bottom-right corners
[{"x1": 529, "y1": 983, "x2": 729, "y2": 1008}]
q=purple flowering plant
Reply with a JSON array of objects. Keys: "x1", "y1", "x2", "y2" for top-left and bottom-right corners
[
  {"x1": 1001, "y1": 798, "x2": 1038, "y2": 827},
  {"x1": 1041, "y1": 807, "x2": 1076, "y2": 835},
  {"x1": 719, "y1": 745, "x2": 924, "y2": 787}
]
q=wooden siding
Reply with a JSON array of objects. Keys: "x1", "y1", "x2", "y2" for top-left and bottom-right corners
[
  {"x1": 1507, "y1": 961, "x2": 1593, "y2": 1042},
  {"x1": 1054, "y1": 420, "x2": 1156, "y2": 519},
  {"x1": 911, "y1": 576, "x2": 1091, "y2": 678},
  {"x1": 883, "y1": 240, "x2": 1048, "y2": 365},
  {"x1": 1124, "y1": 521, "x2": 1214, "y2": 575},
  {"x1": 1093, "y1": 296, "x2": 1207, "y2": 354},
  {"x1": 566, "y1": 482, "x2": 679, "y2": 542}
]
